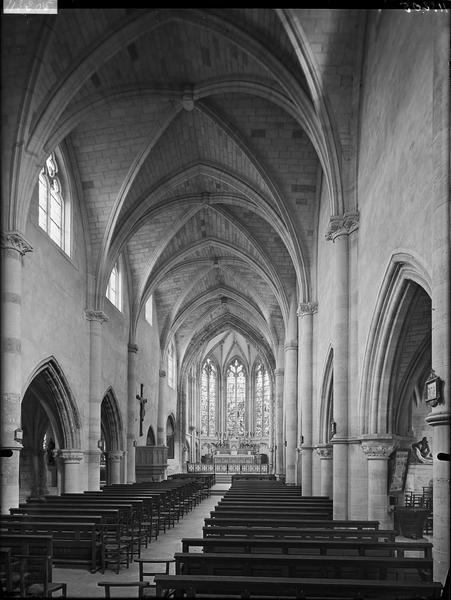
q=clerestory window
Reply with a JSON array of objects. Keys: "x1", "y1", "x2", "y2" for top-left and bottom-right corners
[
  {"x1": 254, "y1": 361, "x2": 270, "y2": 437},
  {"x1": 106, "y1": 262, "x2": 121, "y2": 310},
  {"x1": 38, "y1": 152, "x2": 70, "y2": 255},
  {"x1": 226, "y1": 358, "x2": 246, "y2": 438},
  {"x1": 201, "y1": 357, "x2": 217, "y2": 436}
]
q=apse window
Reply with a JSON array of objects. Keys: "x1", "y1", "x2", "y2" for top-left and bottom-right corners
[
  {"x1": 145, "y1": 295, "x2": 153, "y2": 325},
  {"x1": 38, "y1": 152, "x2": 70, "y2": 255},
  {"x1": 106, "y1": 262, "x2": 121, "y2": 310}
]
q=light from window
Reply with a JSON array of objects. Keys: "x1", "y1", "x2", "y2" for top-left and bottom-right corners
[
  {"x1": 201, "y1": 358, "x2": 217, "y2": 437},
  {"x1": 38, "y1": 153, "x2": 68, "y2": 253},
  {"x1": 255, "y1": 361, "x2": 270, "y2": 437},
  {"x1": 227, "y1": 358, "x2": 246, "y2": 438},
  {"x1": 106, "y1": 263, "x2": 121, "y2": 310},
  {"x1": 145, "y1": 295, "x2": 153, "y2": 325}
]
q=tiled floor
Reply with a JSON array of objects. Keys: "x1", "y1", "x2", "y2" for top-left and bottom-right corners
[{"x1": 52, "y1": 490, "x2": 225, "y2": 598}]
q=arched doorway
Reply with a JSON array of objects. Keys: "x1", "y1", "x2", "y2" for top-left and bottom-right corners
[
  {"x1": 146, "y1": 425, "x2": 156, "y2": 446},
  {"x1": 100, "y1": 389, "x2": 124, "y2": 485},
  {"x1": 20, "y1": 358, "x2": 81, "y2": 500}
]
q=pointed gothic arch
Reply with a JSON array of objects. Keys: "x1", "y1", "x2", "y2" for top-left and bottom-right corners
[
  {"x1": 360, "y1": 253, "x2": 432, "y2": 434},
  {"x1": 101, "y1": 388, "x2": 124, "y2": 452},
  {"x1": 22, "y1": 356, "x2": 81, "y2": 450},
  {"x1": 319, "y1": 347, "x2": 334, "y2": 445}
]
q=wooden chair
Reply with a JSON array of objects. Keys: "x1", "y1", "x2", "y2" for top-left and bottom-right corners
[
  {"x1": 134, "y1": 558, "x2": 175, "y2": 593},
  {"x1": 97, "y1": 581, "x2": 150, "y2": 598}
]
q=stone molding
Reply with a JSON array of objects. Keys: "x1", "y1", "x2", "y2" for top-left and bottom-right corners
[
  {"x1": 297, "y1": 302, "x2": 318, "y2": 317},
  {"x1": 274, "y1": 368, "x2": 284, "y2": 376},
  {"x1": 85, "y1": 309, "x2": 109, "y2": 323},
  {"x1": 128, "y1": 343, "x2": 138, "y2": 353},
  {"x1": 1, "y1": 231, "x2": 33, "y2": 255},
  {"x1": 317, "y1": 445, "x2": 333, "y2": 459},
  {"x1": 325, "y1": 212, "x2": 359, "y2": 242},
  {"x1": 159, "y1": 369, "x2": 166, "y2": 378},
  {"x1": 283, "y1": 342, "x2": 298, "y2": 351},
  {"x1": 425, "y1": 411, "x2": 451, "y2": 427},
  {"x1": 59, "y1": 449, "x2": 84, "y2": 463}
]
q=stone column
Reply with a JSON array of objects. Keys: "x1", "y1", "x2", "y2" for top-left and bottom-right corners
[
  {"x1": 157, "y1": 369, "x2": 166, "y2": 445},
  {"x1": 85, "y1": 309, "x2": 108, "y2": 491},
  {"x1": 317, "y1": 445, "x2": 333, "y2": 498},
  {"x1": 126, "y1": 343, "x2": 138, "y2": 483},
  {"x1": 283, "y1": 342, "x2": 298, "y2": 484},
  {"x1": 427, "y1": 14, "x2": 450, "y2": 586},
  {"x1": 59, "y1": 450, "x2": 84, "y2": 494},
  {"x1": 297, "y1": 302, "x2": 317, "y2": 494},
  {"x1": 361, "y1": 437, "x2": 394, "y2": 529},
  {"x1": 1, "y1": 231, "x2": 33, "y2": 513},
  {"x1": 326, "y1": 213, "x2": 358, "y2": 518},
  {"x1": 108, "y1": 451, "x2": 123, "y2": 485},
  {"x1": 274, "y1": 367, "x2": 284, "y2": 477}
]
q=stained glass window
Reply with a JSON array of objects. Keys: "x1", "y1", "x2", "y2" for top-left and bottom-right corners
[
  {"x1": 227, "y1": 358, "x2": 246, "y2": 437},
  {"x1": 255, "y1": 361, "x2": 270, "y2": 436},
  {"x1": 201, "y1": 358, "x2": 216, "y2": 436}
]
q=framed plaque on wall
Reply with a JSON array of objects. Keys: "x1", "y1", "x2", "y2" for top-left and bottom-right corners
[{"x1": 389, "y1": 449, "x2": 410, "y2": 494}]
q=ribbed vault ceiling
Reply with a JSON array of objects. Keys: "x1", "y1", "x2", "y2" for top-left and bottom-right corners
[{"x1": 33, "y1": 8, "x2": 331, "y2": 375}]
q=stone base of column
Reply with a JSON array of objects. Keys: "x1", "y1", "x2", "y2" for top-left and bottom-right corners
[
  {"x1": 301, "y1": 447, "x2": 313, "y2": 495},
  {"x1": 86, "y1": 449, "x2": 101, "y2": 491},
  {"x1": 0, "y1": 447, "x2": 21, "y2": 513},
  {"x1": 332, "y1": 440, "x2": 348, "y2": 519}
]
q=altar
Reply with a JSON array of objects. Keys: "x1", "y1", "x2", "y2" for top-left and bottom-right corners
[{"x1": 214, "y1": 454, "x2": 256, "y2": 465}]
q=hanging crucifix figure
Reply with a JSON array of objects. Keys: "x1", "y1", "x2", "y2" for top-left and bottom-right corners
[{"x1": 136, "y1": 383, "x2": 147, "y2": 437}]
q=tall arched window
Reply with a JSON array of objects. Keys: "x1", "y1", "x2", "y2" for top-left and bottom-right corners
[
  {"x1": 38, "y1": 152, "x2": 70, "y2": 254},
  {"x1": 226, "y1": 358, "x2": 246, "y2": 437},
  {"x1": 254, "y1": 361, "x2": 270, "y2": 437},
  {"x1": 106, "y1": 262, "x2": 121, "y2": 310},
  {"x1": 167, "y1": 341, "x2": 176, "y2": 389},
  {"x1": 201, "y1": 358, "x2": 217, "y2": 436}
]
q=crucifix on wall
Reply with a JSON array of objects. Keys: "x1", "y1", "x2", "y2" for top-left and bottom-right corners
[{"x1": 136, "y1": 383, "x2": 147, "y2": 437}]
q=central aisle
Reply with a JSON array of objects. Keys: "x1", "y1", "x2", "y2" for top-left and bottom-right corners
[{"x1": 52, "y1": 491, "x2": 222, "y2": 598}]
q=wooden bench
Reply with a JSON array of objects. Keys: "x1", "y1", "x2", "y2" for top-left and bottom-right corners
[
  {"x1": 174, "y1": 551, "x2": 433, "y2": 581},
  {"x1": 212, "y1": 506, "x2": 333, "y2": 518},
  {"x1": 204, "y1": 517, "x2": 380, "y2": 529},
  {"x1": 0, "y1": 519, "x2": 104, "y2": 573},
  {"x1": 154, "y1": 573, "x2": 443, "y2": 599},
  {"x1": 181, "y1": 536, "x2": 433, "y2": 558},
  {"x1": 202, "y1": 525, "x2": 396, "y2": 541},
  {"x1": 0, "y1": 534, "x2": 67, "y2": 597}
]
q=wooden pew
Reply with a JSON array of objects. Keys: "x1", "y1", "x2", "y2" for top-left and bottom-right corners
[
  {"x1": 202, "y1": 525, "x2": 396, "y2": 541},
  {"x1": 173, "y1": 551, "x2": 433, "y2": 581},
  {"x1": 154, "y1": 573, "x2": 443, "y2": 599},
  {"x1": 0, "y1": 519, "x2": 104, "y2": 573},
  {"x1": 181, "y1": 536, "x2": 433, "y2": 558},
  {"x1": 0, "y1": 534, "x2": 67, "y2": 597},
  {"x1": 204, "y1": 517, "x2": 380, "y2": 529},
  {"x1": 212, "y1": 506, "x2": 333, "y2": 518}
]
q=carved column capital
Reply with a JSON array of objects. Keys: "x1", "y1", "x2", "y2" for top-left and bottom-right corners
[
  {"x1": 58, "y1": 449, "x2": 84, "y2": 463},
  {"x1": 85, "y1": 309, "x2": 109, "y2": 323},
  {"x1": 1, "y1": 231, "x2": 33, "y2": 255},
  {"x1": 283, "y1": 342, "x2": 298, "y2": 352},
  {"x1": 108, "y1": 451, "x2": 123, "y2": 462},
  {"x1": 128, "y1": 343, "x2": 138, "y2": 353},
  {"x1": 159, "y1": 369, "x2": 166, "y2": 378},
  {"x1": 317, "y1": 445, "x2": 333, "y2": 459},
  {"x1": 325, "y1": 212, "x2": 359, "y2": 242},
  {"x1": 361, "y1": 436, "x2": 394, "y2": 459},
  {"x1": 297, "y1": 302, "x2": 318, "y2": 317},
  {"x1": 274, "y1": 368, "x2": 284, "y2": 377}
]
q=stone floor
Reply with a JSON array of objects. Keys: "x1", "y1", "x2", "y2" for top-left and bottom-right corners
[{"x1": 52, "y1": 486, "x2": 228, "y2": 598}]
